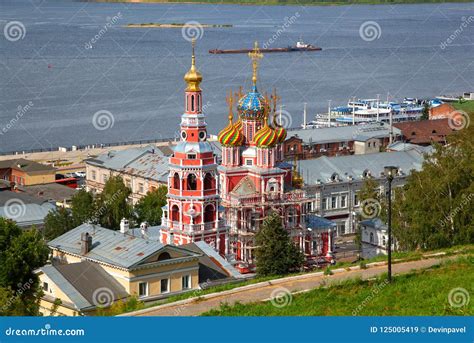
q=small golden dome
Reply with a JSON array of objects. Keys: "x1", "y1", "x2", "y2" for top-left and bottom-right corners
[{"x1": 184, "y1": 39, "x2": 202, "y2": 92}]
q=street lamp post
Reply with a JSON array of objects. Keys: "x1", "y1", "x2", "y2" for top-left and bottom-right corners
[{"x1": 384, "y1": 165, "x2": 398, "y2": 283}]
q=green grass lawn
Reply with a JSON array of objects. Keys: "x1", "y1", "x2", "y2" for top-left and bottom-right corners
[
  {"x1": 202, "y1": 256, "x2": 473, "y2": 316},
  {"x1": 452, "y1": 101, "x2": 474, "y2": 114}
]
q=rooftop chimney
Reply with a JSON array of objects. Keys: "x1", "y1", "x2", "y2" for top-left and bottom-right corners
[
  {"x1": 140, "y1": 222, "x2": 149, "y2": 237},
  {"x1": 120, "y1": 218, "x2": 129, "y2": 234},
  {"x1": 80, "y1": 232, "x2": 92, "y2": 255}
]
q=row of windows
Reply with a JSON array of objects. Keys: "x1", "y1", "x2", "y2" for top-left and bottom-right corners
[
  {"x1": 172, "y1": 172, "x2": 214, "y2": 191},
  {"x1": 138, "y1": 275, "x2": 191, "y2": 297},
  {"x1": 321, "y1": 194, "x2": 359, "y2": 210}
]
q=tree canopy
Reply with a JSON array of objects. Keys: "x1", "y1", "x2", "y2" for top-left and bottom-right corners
[
  {"x1": 96, "y1": 175, "x2": 133, "y2": 230},
  {"x1": 0, "y1": 218, "x2": 49, "y2": 315},
  {"x1": 391, "y1": 114, "x2": 473, "y2": 250},
  {"x1": 135, "y1": 186, "x2": 167, "y2": 226},
  {"x1": 255, "y1": 212, "x2": 304, "y2": 276}
]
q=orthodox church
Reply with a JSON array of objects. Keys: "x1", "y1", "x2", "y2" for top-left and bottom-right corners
[{"x1": 160, "y1": 40, "x2": 334, "y2": 273}]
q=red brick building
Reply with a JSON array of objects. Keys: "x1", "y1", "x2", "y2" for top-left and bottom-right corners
[{"x1": 393, "y1": 119, "x2": 454, "y2": 146}]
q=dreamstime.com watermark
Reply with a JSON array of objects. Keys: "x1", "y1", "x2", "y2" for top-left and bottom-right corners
[
  {"x1": 359, "y1": 21, "x2": 382, "y2": 42},
  {"x1": 270, "y1": 287, "x2": 293, "y2": 308},
  {"x1": 359, "y1": 198, "x2": 381, "y2": 219},
  {"x1": 181, "y1": 21, "x2": 204, "y2": 42},
  {"x1": 352, "y1": 279, "x2": 390, "y2": 315},
  {"x1": 84, "y1": 12, "x2": 123, "y2": 50},
  {"x1": 0, "y1": 101, "x2": 34, "y2": 135},
  {"x1": 3, "y1": 21, "x2": 26, "y2": 42},
  {"x1": 438, "y1": 193, "x2": 473, "y2": 228},
  {"x1": 440, "y1": 16, "x2": 474, "y2": 50},
  {"x1": 88, "y1": 190, "x2": 123, "y2": 223},
  {"x1": 92, "y1": 287, "x2": 114, "y2": 308},
  {"x1": 4, "y1": 324, "x2": 85, "y2": 337},
  {"x1": 1, "y1": 279, "x2": 35, "y2": 313},
  {"x1": 448, "y1": 287, "x2": 470, "y2": 308},
  {"x1": 262, "y1": 12, "x2": 300, "y2": 49},
  {"x1": 92, "y1": 110, "x2": 115, "y2": 131}
]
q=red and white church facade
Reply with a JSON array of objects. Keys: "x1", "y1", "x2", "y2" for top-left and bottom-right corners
[
  {"x1": 160, "y1": 40, "x2": 228, "y2": 255},
  {"x1": 160, "y1": 41, "x2": 334, "y2": 272}
]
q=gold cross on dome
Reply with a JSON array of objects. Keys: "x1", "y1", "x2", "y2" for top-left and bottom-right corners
[
  {"x1": 248, "y1": 41, "x2": 263, "y2": 86},
  {"x1": 225, "y1": 90, "x2": 234, "y2": 122}
]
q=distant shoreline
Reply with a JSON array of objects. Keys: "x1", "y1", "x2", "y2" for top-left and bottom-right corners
[{"x1": 83, "y1": 0, "x2": 474, "y2": 7}]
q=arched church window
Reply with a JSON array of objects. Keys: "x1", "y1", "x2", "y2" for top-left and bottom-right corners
[
  {"x1": 204, "y1": 173, "x2": 214, "y2": 190},
  {"x1": 187, "y1": 173, "x2": 197, "y2": 190},
  {"x1": 171, "y1": 205, "x2": 179, "y2": 222},
  {"x1": 204, "y1": 204, "x2": 215, "y2": 223},
  {"x1": 173, "y1": 173, "x2": 180, "y2": 189},
  {"x1": 191, "y1": 95, "x2": 195, "y2": 112}
]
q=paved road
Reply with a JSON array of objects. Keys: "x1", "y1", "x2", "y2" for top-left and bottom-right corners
[{"x1": 130, "y1": 256, "x2": 456, "y2": 317}]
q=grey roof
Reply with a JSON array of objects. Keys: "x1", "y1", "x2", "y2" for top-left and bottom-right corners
[
  {"x1": 123, "y1": 153, "x2": 168, "y2": 183},
  {"x1": 387, "y1": 141, "x2": 434, "y2": 154},
  {"x1": 287, "y1": 123, "x2": 402, "y2": 145},
  {"x1": 0, "y1": 191, "x2": 56, "y2": 227},
  {"x1": 306, "y1": 215, "x2": 337, "y2": 230},
  {"x1": 360, "y1": 218, "x2": 387, "y2": 231},
  {"x1": 182, "y1": 241, "x2": 243, "y2": 281},
  {"x1": 86, "y1": 145, "x2": 161, "y2": 170},
  {"x1": 86, "y1": 146, "x2": 168, "y2": 182},
  {"x1": 48, "y1": 223, "x2": 166, "y2": 269},
  {"x1": 40, "y1": 261, "x2": 128, "y2": 311},
  {"x1": 129, "y1": 225, "x2": 162, "y2": 241},
  {"x1": 19, "y1": 183, "x2": 77, "y2": 203},
  {"x1": 299, "y1": 150, "x2": 425, "y2": 185}
]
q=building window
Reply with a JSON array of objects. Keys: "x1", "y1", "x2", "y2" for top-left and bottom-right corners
[
  {"x1": 187, "y1": 174, "x2": 197, "y2": 190},
  {"x1": 370, "y1": 232, "x2": 374, "y2": 244},
  {"x1": 138, "y1": 282, "x2": 148, "y2": 297},
  {"x1": 138, "y1": 183, "x2": 144, "y2": 194},
  {"x1": 160, "y1": 279, "x2": 169, "y2": 293},
  {"x1": 43, "y1": 282, "x2": 49, "y2": 292},
  {"x1": 102, "y1": 174, "x2": 108, "y2": 183},
  {"x1": 354, "y1": 194, "x2": 359, "y2": 206},
  {"x1": 322, "y1": 198, "x2": 327, "y2": 210},
  {"x1": 187, "y1": 154, "x2": 196, "y2": 160},
  {"x1": 331, "y1": 196, "x2": 337, "y2": 209},
  {"x1": 91, "y1": 170, "x2": 96, "y2": 180},
  {"x1": 246, "y1": 159, "x2": 253, "y2": 166},
  {"x1": 382, "y1": 236, "x2": 386, "y2": 246},
  {"x1": 182, "y1": 275, "x2": 191, "y2": 290},
  {"x1": 341, "y1": 195, "x2": 347, "y2": 208}
]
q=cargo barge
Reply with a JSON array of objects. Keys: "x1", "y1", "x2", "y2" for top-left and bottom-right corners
[{"x1": 209, "y1": 41, "x2": 322, "y2": 54}]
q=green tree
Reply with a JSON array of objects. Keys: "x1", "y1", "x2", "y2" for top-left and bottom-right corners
[
  {"x1": 71, "y1": 189, "x2": 94, "y2": 226},
  {"x1": 391, "y1": 113, "x2": 474, "y2": 250},
  {"x1": 255, "y1": 212, "x2": 304, "y2": 276},
  {"x1": 420, "y1": 102, "x2": 430, "y2": 120},
  {"x1": 96, "y1": 176, "x2": 133, "y2": 230},
  {"x1": 43, "y1": 207, "x2": 75, "y2": 241},
  {"x1": 0, "y1": 218, "x2": 49, "y2": 315},
  {"x1": 135, "y1": 186, "x2": 167, "y2": 226}
]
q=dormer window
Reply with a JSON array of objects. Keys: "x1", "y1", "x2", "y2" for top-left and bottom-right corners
[
  {"x1": 331, "y1": 173, "x2": 339, "y2": 182},
  {"x1": 363, "y1": 169, "x2": 371, "y2": 178}
]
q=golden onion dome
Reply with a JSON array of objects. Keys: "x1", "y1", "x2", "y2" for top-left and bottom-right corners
[
  {"x1": 254, "y1": 113, "x2": 278, "y2": 148},
  {"x1": 184, "y1": 39, "x2": 202, "y2": 92},
  {"x1": 218, "y1": 92, "x2": 244, "y2": 147}
]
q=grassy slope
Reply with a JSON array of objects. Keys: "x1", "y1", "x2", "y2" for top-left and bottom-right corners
[
  {"x1": 452, "y1": 101, "x2": 474, "y2": 114},
  {"x1": 202, "y1": 256, "x2": 474, "y2": 316}
]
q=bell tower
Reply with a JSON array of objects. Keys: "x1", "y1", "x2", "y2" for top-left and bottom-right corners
[{"x1": 160, "y1": 39, "x2": 228, "y2": 255}]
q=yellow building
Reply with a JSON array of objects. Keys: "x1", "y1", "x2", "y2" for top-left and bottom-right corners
[{"x1": 38, "y1": 223, "x2": 202, "y2": 316}]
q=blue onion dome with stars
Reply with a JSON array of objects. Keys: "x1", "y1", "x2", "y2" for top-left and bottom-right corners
[{"x1": 237, "y1": 85, "x2": 269, "y2": 120}]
